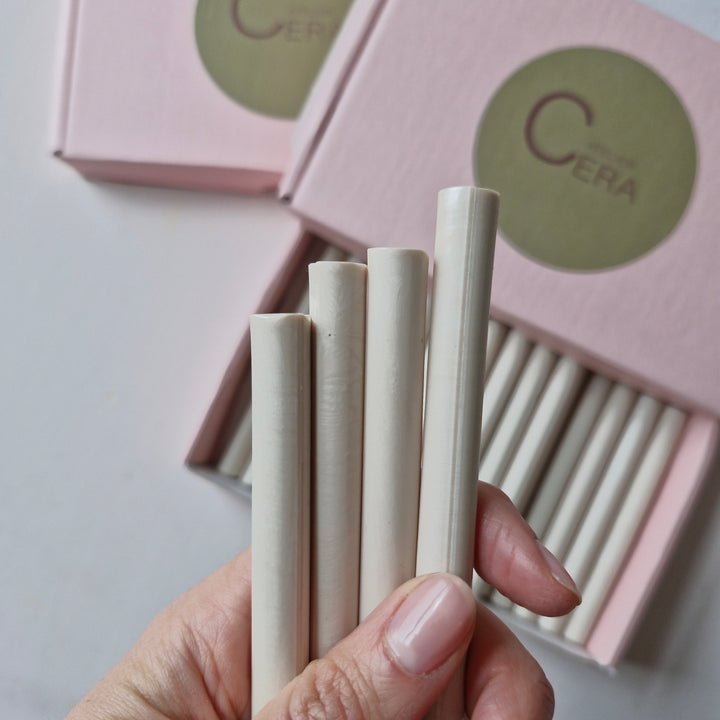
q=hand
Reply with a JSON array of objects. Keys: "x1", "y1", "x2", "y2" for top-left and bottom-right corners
[{"x1": 65, "y1": 483, "x2": 580, "y2": 720}]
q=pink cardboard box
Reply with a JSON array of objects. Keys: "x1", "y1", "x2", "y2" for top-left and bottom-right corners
[
  {"x1": 279, "y1": 0, "x2": 720, "y2": 665},
  {"x1": 52, "y1": 0, "x2": 351, "y2": 193}
]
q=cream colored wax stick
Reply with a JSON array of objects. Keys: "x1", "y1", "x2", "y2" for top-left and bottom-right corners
[
  {"x1": 416, "y1": 186, "x2": 498, "y2": 720},
  {"x1": 217, "y1": 245, "x2": 348, "y2": 480},
  {"x1": 524, "y1": 374, "x2": 613, "y2": 537},
  {"x1": 250, "y1": 314, "x2": 311, "y2": 716},
  {"x1": 217, "y1": 397, "x2": 253, "y2": 480},
  {"x1": 540, "y1": 383, "x2": 636, "y2": 562},
  {"x1": 513, "y1": 373, "x2": 612, "y2": 621},
  {"x1": 292, "y1": 245, "x2": 350, "y2": 315},
  {"x1": 359, "y1": 248, "x2": 428, "y2": 620},
  {"x1": 540, "y1": 394, "x2": 661, "y2": 634},
  {"x1": 477, "y1": 343, "x2": 556, "y2": 489},
  {"x1": 479, "y1": 328, "x2": 532, "y2": 455},
  {"x1": 484, "y1": 319, "x2": 507, "y2": 379},
  {"x1": 563, "y1": 406, "x2": 686, "y2": 645},
  {"x1": 500, "y1": 356, "x2": 586, "y2": 512},
  {"x1": 308, "y1": 260, "x2": 367, "y2": 659}
]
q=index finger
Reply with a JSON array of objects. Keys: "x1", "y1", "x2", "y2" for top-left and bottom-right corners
[{"x1": 474, "y1": 482, "x2": 581, "y2": 616}]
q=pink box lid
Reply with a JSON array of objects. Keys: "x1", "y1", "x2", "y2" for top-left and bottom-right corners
[
  {"x1": 53, "y1": 0, "x2": 349, "y2": 193},
  {"x1": 282, "y1": 0, "x2": 720, "y2": 417}
]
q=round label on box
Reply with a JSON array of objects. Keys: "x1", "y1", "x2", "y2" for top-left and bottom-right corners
[
  {"x1": 473, "y1": 47, "x2": 696, "y2": 271},
  {"x1": 195, "y1": 0, "x2": 352, "y2": 119}
]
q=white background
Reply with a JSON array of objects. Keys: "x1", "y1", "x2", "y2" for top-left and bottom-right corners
[{"x1": 2, "y1": 1, "x2": 720, "y2": 717}]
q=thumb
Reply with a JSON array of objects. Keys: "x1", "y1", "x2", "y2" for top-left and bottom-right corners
[{"x1": 255, "y1": 573, "x2": 476, "y2": 720}]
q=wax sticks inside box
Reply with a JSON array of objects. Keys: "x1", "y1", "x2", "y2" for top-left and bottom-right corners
[{"x1": 474, "y1": 325, "x2": 687, "y2": 651}]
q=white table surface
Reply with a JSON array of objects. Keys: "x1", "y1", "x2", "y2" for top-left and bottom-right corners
[{"x1": 2, "y1": 1, "x2": 719, "y2": 718}]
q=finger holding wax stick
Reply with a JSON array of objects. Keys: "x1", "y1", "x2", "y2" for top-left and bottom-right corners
[
  {"x1": 308, "y1": 260, "x2": 367, "y2": 659},
  {"x1": 250, "y1": 314, "x2": 311, "y2": 716},
  {"x1": 359, "y1": 248, "x2": 428, "y2": 620},
  {"x1": 416, "y1": 186, "x2": 498, "y2": 720}
]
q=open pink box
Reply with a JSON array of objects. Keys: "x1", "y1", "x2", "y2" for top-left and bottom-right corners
[
  {"x1": 270, "y1": 0, "x2": 720, "y2": 666},
  {"x1": 52, "y1": 0, "x2": 351, "y2": 193}
]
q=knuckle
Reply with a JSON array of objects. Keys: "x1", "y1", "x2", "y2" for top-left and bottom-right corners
[{"x1": 287, "y1": 656, "x2": 375, "y2": 720}]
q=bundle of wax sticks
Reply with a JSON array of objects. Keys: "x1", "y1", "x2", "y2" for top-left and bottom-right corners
[
  {"x1": 474, "y1": 323, "x2": 686, "y2": 648},
  {"x1": 249, "y1": 186, "x2": 498, "y2": 717}
]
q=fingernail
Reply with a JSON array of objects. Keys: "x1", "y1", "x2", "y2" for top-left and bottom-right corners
[
  {"x1": 385, "y1": 575, "x2": 474, "y2": 675},
  {"x1": 537, "y1": 541, "x2": 581, "y2": 601}
]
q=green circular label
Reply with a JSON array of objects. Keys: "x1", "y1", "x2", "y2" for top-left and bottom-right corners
[
  {"x1": 195, "y1": 0, "x2": 352, "y2": 119},
  {"x1": 473, "y1": 47, "x2": 696, "y2": 271}
]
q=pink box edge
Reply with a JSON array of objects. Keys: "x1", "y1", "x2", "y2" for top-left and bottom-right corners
[
  {"x1": 52, "y1": 0, "x2": 294, "y2": 194},
  {"x1": 585, "y1": 413, "x2": 720, "y2": 666},
  {"x1": 186, "y1": 220, "x2": 312, "y2": 470}
]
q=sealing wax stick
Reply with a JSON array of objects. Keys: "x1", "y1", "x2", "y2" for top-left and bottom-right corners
[
  {"x1": 217, "y1": 397, "x2": 252, "y2": 479},
  {"x1": 478, "y1": 344, "x2": 556, "y2": 489},
  {"x1": 524, "y1": 374, "x2": 613, "y2": 537},
  {"x1": 541, "y1": 383, "x2": 636, "y2": 563},
  {"x1": 513, "y1": 373, "x2": 612, "y2": 622},
  {"x1": 241, "y1": 460, "x2": 252, "y2": 487},
  {"x1": 250, "y1": 314, "x2": 311, "y2": 716},
  {"x1": 500, "y1": 356, "x2": 586, "y2": 512},
  {"x1": 479, "y1": 329, "x2": 532, "y2": 455},
  {"x1": 359, "y1": 248, "x2": 428, "y2": 620},
  {"x1": 484, "y1": 319, "x2": 507, "y2": 379},
  {"x1": 308, "y1": 261, "x2": 367, "y2": 659},
  {"x1": 563, "y1": 406, "x2": 686, "y2": 645},
  {"x1": 293, "y1": 245, "x2": 349, "y2": 315},
  {"x1": 540, "y1": 393, "x2": 661, "y2": 635},
  {"x1": 416, "y1": 186, "x2": 498, "y2": 720}
]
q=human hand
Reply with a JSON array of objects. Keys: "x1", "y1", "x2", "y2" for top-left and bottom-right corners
[{"x1": 65, "y1": 483, "x2": 580, "y2": 720}]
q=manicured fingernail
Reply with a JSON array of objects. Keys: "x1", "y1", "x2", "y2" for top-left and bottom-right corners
[
  {"x1": 537, "y1": 541, "x2": 581, "y2": 601},
  {"x1": 385, "y1": 575, "x2": 474, "y2": 675}
]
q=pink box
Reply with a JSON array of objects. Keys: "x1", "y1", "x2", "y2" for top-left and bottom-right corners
[
  {"x1": 52, "y1": 0, "x2": 351, "y2": 193},
  {"x1": 278, "y1": 0, "x2": 720, "y2": 665}
]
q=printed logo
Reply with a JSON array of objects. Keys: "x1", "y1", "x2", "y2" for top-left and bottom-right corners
[
  {"x1": 473, "y1": 48, "x2": 696, "y2": 271},
  {"x1": 195, "y1": 0, "x2": 352, "y2": 119}
]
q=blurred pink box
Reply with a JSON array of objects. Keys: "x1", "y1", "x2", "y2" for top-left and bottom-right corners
[
  {"x1": 280, "y1": 0, "x2": 720, "y2": 665},
  {"x1": 52, "y1": 0, "x2": 351, "y2": 192}
]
